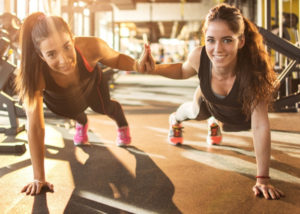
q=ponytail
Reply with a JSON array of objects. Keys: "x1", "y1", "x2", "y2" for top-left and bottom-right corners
[
  {"x1": 15, "y1": 12, "x2": 72, "y2": 109},
  {"x1": 237, "y1": 17, "x2": 277, "y2": 118},
  {"x1": 15, "y1": 12, "x2": 46, "y2": 108}
]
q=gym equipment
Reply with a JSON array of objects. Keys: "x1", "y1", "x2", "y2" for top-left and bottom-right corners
[
  {"x1": 0, "y1": 36, "x2": 26, "y2": 153},
  {"x1": 0, "y1": 59, "x2": 25, "y2": 135},
  {"x1": 0, "y1": 12, "x2": 21, "y2": 55},
  {"x1": 258, "y1": 27, "x2": 300, "y2": 112},
  {"x1": 100, "y1": 63, "x2": 120, "y2": 91}
]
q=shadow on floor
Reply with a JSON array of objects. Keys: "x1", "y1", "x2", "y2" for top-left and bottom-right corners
[{"x1": 30, "y1": 140, "x2": 181, "y2": 214}]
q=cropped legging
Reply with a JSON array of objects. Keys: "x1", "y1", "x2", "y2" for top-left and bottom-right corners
[
  {"x1": 174, "y1": 86, "x2": 211, "y2": 122},
  {"x1": 75, "y1": 70, "x2": 128, "y2": 127}
]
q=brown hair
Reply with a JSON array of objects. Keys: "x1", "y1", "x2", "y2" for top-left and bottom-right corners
[
  {"x1": 203, "y1": 3, "x2": 277, "y2": 118},
  {"x1": 15, "y1": 12, "x2": 73, "y2": 108}
]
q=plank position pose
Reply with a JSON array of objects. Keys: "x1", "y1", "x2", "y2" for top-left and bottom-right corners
[
  {"x1": 16, "y1": 12, "x2": 147, "y2": 195},
  {"x1": 140, "y1": 3, "x2": 284, "y2": 200}
]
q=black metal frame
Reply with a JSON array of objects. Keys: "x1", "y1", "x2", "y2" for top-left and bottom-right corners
[
  {"x1": 258, "y1": 27, "x2": 300, "y2": 112},
  {"x1": 0, "y1": 58, "x2": 26, "y2": 153}
]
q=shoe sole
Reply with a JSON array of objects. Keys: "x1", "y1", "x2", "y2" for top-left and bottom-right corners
[
  {"x1": 74, "y1": 141, "x2": 89, "y2": 146},
  {"x1": 207, "y1": 142, "x2": 221, "y2": 145},
  {"x1": 116, "y1": 140, "x2": 131, "y2": 147},
  {"x1": 117, "y1": 143, "x2": 130, "y2": 147},
  {"x1": 206, "y1": 136, "x2": 222, "y2": 145},
  {"x1": 168, "y1": 138, "x2": 183, "y2": 146},
  {"x1": 169, "y1": 142, "x2": 182, "y2": 146}
]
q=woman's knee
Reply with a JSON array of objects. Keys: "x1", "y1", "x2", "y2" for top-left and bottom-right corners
[
  {"x1": 104, "y1": 100, "x2": 123, "y2": 116},
  {"x1": 175, "y1": 101, "x2": 199, "y2": 121}
]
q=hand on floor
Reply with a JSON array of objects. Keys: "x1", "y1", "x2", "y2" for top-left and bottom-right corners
[
  {"x1": 252, "y1": 181, "x2": 284, "y2": 200},
  {"x1": 21, "y1": 180, "x2": 54, "y2": 195}
]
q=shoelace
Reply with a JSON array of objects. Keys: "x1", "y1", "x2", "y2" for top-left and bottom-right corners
[
  {"x1": 76, "y1": 125, "x2": 87, "y2": 137},
  {"x1": 118, "y1": 129, "x2": 129, "y2": 140},
  {"x1": 210, "y1": 124, "x2": 219, "y2": 137},
  {"x1": 172, "y1": 126, "x2": 184, "y2": 137}
]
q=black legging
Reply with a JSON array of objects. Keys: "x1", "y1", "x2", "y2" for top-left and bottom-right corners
[
  {"x1": 174, "y1": 86, "x2": 251, "y2": 132},
  {"x1": 74, "y1": 69, "x2": 128, "y2": 127}
]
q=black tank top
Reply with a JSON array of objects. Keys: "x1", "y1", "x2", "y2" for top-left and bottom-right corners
[
  {"x1": 43, "y1": 48, "x2": 99, "y2": 117},
  {"x1": 198, "y1": 46, "x2": 251, "y2": 130}
]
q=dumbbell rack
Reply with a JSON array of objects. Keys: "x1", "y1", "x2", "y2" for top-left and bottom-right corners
[{"x1": 0, "y1": 58, "x2": 26, "y2": 153}]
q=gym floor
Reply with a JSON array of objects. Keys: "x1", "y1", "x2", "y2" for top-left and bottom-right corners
[{"x1": 1, "y1": 75, "x2": 300, "y2": 214}]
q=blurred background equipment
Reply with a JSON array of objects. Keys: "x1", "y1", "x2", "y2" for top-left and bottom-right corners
[
  {"x1": 0, "y1": 12, "x2": 22, "y2": 96},
  {"x1": 0, "y1": 28, "x2": 25, "y2": 153},
  {"x1": 0, "y1": 12, "x2": 21, "y2": 60}
]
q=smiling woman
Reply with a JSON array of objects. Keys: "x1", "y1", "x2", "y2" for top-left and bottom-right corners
[
  {"x1": 205, "y1": 20, "x2": 244, "y2": 74},
  {"x1": 15, "y1": 12, "x2": 147, "y2": 196},
  {"x1": 136, "y1": 3, "x2": 284, "y2": 200},
  {"x1": 39, "y1": 32, "x2": 78, "y2": 85}
]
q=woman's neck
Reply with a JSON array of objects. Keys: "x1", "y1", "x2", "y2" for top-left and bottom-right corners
[{"x1": 211, "y1": 62, "x2": 237, "y2": 81}]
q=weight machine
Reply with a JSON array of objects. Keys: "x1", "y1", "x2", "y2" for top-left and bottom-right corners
[
  {"x1": 259, "y1": 0, "x2": 300, "y2": 112},
  {"x1": 0, "y1": 13, "x2": 26, "y2": 153},
  {"x1": 258, "y1": 27, "x2": 300, "y2": 112}
]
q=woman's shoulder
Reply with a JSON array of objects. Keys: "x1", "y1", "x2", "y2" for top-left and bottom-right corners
[
  {"x1": 186, "y1": 46, "x2": 204, "y2": 71},
  {"x1": 74, "y1": 37, "x2": 105, "y2": 65},
  {"x1": 74, "y1": 36, "x2": 105, "y2": 49},
  {"x1": 190, "y1": 46, "x2": 203, "y2": 58},
  {"x1": 74, "y1": 36, "x2": 109, "y2": 52}
]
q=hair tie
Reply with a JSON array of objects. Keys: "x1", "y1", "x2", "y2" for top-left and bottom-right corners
[{"x1": 256, "y1": 175, "x2": 270, "y2": 179}]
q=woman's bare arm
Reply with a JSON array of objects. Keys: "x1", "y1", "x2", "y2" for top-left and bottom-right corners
[
  {"x1": 251, "y1": 101, "x2": 284, "y2": 199},
  {"x1": 21, "y1": 76, "x2": 53, "y2": 195},
  {"x1": 75, "y1": 37, "x2": 138, "y2": 71},
  {"x1": 141, "y1": 46, "x2": 202, "y2": 79}
]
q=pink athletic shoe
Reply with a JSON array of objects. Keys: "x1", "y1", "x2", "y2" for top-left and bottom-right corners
[
  {"x1": 206, "y1": 117, "x2": 222, "y2": 145},
  {"x1": 116, "y1": 126, "x2": 131, "y2": 146},
  {"x1": 73, "y1": 122, "x2": 89, "y2": 146}
]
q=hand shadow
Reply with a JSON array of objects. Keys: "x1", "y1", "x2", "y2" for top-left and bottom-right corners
[{"x1": 31, "y1": 186, "x2": 54, "y2": 214}]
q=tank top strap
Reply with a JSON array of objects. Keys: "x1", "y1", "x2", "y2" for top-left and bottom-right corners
[
  {"x1": 198, "y1": 46, "x2": 211, "y2": 97},
  {"x1": 75, "y1": 47, "x2": 93, "y2": 72}
]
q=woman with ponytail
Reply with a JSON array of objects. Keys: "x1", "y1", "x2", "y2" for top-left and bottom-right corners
[
  {"x1": 16, "y1": 12, "x2": 147, "y2": 195},
  {"x1": 140, "y1": 3, "x2": 284, "y2": 199}
]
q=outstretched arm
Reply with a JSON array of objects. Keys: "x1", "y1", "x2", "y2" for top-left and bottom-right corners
[
  {"x1": 251, "y1": 101, "x2": 284, "y2": 200},
  {"x1": 138, "y1": 45, "x2": 201, "y2": 79},
  {"x1": 21, "y1": 91, "x2": 53, "y2": 195},
  {"x1": 75, "y1": 37, "x2": 142, "y2": 72},
  {"x1": 81, "y1": 37, "x2": 142, "y2": 72}
]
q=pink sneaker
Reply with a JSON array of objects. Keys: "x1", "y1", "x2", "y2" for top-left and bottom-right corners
[
  {"x1": 116, "y1": 126, "x2": 131, "y2": 146},
  {"x1": 206, "y1": 117, "x2": 222, "y2": 145},
  {"x1": 74, "y1": 122, "x2": 89, "y2": 146}
]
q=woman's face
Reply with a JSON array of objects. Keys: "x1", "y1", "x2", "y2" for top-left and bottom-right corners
[
  {"x1": 39, "y1": 32, "x2": 76, "y2": 76},
  {"x1": 205, "y1": 20, "x2": 244, "y2": 71}
]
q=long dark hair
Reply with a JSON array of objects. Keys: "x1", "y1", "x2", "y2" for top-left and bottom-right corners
[
  {"x1": 203, "y1": 3, "x2": 277, "y2": 118},
  {"x1": 15, "y1": 12, "x2": 72, "y2": 108}
]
